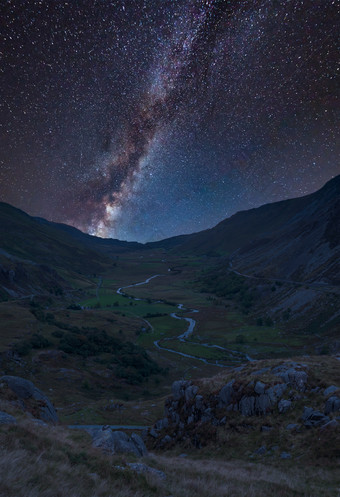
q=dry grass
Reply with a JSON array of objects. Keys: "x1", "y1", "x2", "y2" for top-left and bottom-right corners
[{"x1": 0, "y1": 418, "x2": 339, "y2": 497}]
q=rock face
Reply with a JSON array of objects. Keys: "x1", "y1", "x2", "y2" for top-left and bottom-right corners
[
  {"x1": 0, "y1": 375, "x2": 58, "y2": 424},
  {"x1": 92, "y1": 428, "x2": 147, "y2": 457}
]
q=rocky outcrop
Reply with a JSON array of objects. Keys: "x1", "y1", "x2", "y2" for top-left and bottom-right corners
[
  {"x1": 91, "y1": 428, "x2": 147, "y2": 457},
  {"x1": 0, "y1": 375, "x2": 58, "y2": 424},
  {"x1": 148, "y1": 361, "x2": 339, "y2": 448}
]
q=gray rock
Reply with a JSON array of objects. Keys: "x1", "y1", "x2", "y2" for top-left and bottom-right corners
[
  {"x1": 278, "y1": 399, "x2": 292, "y2": 414},
  {"x1": 323, "y1": 385, "x2": 339, "y2": 397},
  {"x1": 149, "y1": 428, "x2": 159, "y2": 439},
  {"x1": 239, "y1": 396, "x2": 255, "y2": 416},
  {"x1": 195, "y1": 395, "x2": 204, "y2": 411},
  {"x1": 155, "y1": 417, "x2": 169, "y2": 431},
  {"x1": 266, "y1": 383, "x2": 287, "y2": 403},
  {"x1": 320, "y1": 419, "x2": 339, "y2": 430},
  {"x1": 172, "y1": 380, "x2": 190, "y2": 400},
  {"x1": 255, "y1": 394, "x2": 271, "y2": 414},
  {"x1": 254, "y1": 446, "x2": 266, "y2": 455},
  {"x1": 93, "y1": 430, "x2": 147, "y2": 457},
  {"x1": 286, "y1": 423, "x2": 299, "y2": 431},
  {"x1": 0, "y1": 375, "x2": 58, "y2": 424},
  {"x1": 254, "y1": 381, "x2": 266, "y2": 395},
  {"x1": 302, "y1": 407, "x2": 330, "y2": 427},
  {"x1": 280, "y1": 452, "x2": 291, "y2": 459},
  {"x1": 130, "y1": 433, "x2": 147, "y2": 456},
  {"x1": 324, "y1": 396, "x2": 340, "y2": 415},
  {"x1": 127, "y1": 463, "x2": 166, "y2": 480},
  {"x1": 218, "y1": 380, "x2": 235, "y2": 407},
  {"x1": 187, "y1": 415, "x2": 194, "y2": 425},
  {"x1": 160, "y1": 435, "x2": 172, "y2": 445},
  {"x1": 274, "y1": 368, "x2": 308, "y2": 391},
  {"x1": 261, "y1": 425, "x2": 273, "y2": 432},
  {"x1": 0, "y1": 411, "x2": 17, "y2": 425},
  {"x1": 185, "y1": 385, "x2": 198, "y2": 402}
]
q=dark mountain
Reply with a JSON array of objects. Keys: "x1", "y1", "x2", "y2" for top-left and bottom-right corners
[
  {"x1": 165, "y1": 175, "x2": 340, "y2": 284},
  {"x1": 0, "y1": 202, "x2": 143, "y2": 299}
]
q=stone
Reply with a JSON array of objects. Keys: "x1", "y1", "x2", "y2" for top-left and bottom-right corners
[
  {"x1": 155, "y1": 418, "x2": 169, "y2": 431},
  {"x1": 195, "y1": 395, "x2": 204, "y2": 410},
  {"x1": 266, "y1": 383, "x2": 287, "y2": 403},
  {"x1": 127, "y1": 463, "x2": 166, "y2": 480},
  {"x1": 92, "y1": 429, "x2": 147, "y2": 457},
  {"x1": 218, "y1": 380, "x2": 235, "y2": 407},
  {"x1": 302, "y1": 407, "x2": 330, "y2": 428},
  {"x1": 149, "y1": 428, "x2": 159, "y2": 439},
  {"x1": 0, "y1": 411, "x2": 17, "y2": 425},
  {"x1": 254, "y1": 381, "x2": 266, "y2": 395},
  {"x1": 255, "y1": 394, "x2": 271, "y2": 414},
  {"x1": 130, "y1": 433, "x2": 147, "y2": 456},
  {"x1": 261, "y1": 425, "x2": 273, "y2": 432},
  {"x1": 278, "y1": 399, "x2": 292, "y2": 414},
  {"x1": 185, "y1": 385, "x2": 198, "y2": 402},
  {"x1": 280, "y1": 452, "x2": 291, "y2": 459},
  {"x1": 172, "y1": 380, "x2": 190, "y2": 400},
  {"x1": 286, "y1": 423, "x2": 299, "y2": 431},
  {"x1": 324, "y1": 396, "x2": 340, "y2": 415},
  {"x1": 0, "y1": 375, "x2": 58, "y2": 424},
  {"x1": 320, "y1": 419, "x2": 339, "y2": 430},
  {"x1": 187, "y1": 415, "x2": 194, "y2": 425},
  {"x1": 254, "y1": 446, "x2": 266, "y2": 455},
  {"x1": 160, "y1": 435, "x2": 172, "y2": 445},
  {"x1": 323, "y1": 385, "x2": 339, "y2": 397},
  {"x1": 239, "y1": 396, "x2": 255, "y2": 416}
]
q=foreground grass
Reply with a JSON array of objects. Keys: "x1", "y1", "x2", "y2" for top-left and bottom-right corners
[{"x1": 0, "y1": 418, "x2": 339, "y2": 497}]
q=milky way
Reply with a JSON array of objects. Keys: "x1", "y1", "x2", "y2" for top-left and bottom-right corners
[{"x1": 1, "y1": 0, "x2": 339, "y2": 241}]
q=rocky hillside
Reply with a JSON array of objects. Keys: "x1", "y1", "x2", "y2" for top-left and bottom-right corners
[{"x1": 148, "y1": 356, "x2": 340, "y2": 460}]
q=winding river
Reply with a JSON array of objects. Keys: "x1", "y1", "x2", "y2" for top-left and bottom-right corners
[{"x1": 117, "y1": 274, "x2": 250, "y2": 367}]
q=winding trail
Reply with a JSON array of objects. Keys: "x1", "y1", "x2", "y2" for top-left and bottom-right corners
[{"x1": 117, "y1": 274, "x2": 248, "y2": 367}]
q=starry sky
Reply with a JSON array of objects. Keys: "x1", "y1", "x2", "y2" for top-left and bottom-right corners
[{"x1": 1, "y1": 0, "x2": 339, "y2": 242}]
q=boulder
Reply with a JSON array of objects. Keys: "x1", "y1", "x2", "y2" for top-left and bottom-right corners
[
  {"x1": 266, "y1": 383, "x2": 287, "y2": 403},
  {"x1": 155, "y1": 418, "x2": 169, "y2": 431},
  {"x1": 277, "y1": 369, "x2": 308, "y2": 391},
  {"x1": 320, "y1": 419, "x2": 339, "y2": 430},
  {"x1": 92, "y1": 429, "x2": 147, "y2": 457},
  {"x1": 0, "y1": 375, "x2": 58, "y2": 424},
  {"x1": 324, "y1": 396, "x2": 340, "y2": 415},
  {"x1": 172, "y1": 380, "x2": 190, "y2": 400},
  {"x1": 127, "y1": 463, "x2": 166, "y2": 480},
  {"x1": 185, "y1": 385, "x2": 198, "y2": 402},
  {"x1": 302, "y1": 407, "x2": 330, "y2": 428},
  {"x1": 218, "y1": 380, "x2": 235, "y2": 407},
  {"x1": 278, "y1": 399, "x2": 292, "y2": 414},
  {"x1": 255, "y1": 394, "x2": 271, "y2": 414},
  {"x1": 0, "y1": 411, "x2": 17, "y2": 425},
  {"x1": 239, "y1": 396, "x2": 255, "y2": 416},
  {"x1": 323, "y1": 385, "x2": 339, "y2": 397},
  {"x1": 254, "y1": 381, "x2": 266, "y2": 395},
  {"x1": 286, "y1": 423, "x2": 299, "y2": 431}
]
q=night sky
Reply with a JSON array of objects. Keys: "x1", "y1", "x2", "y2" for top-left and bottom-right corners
[{"x1": 1, "y1": 0, "x2": 339, "y2": 242}]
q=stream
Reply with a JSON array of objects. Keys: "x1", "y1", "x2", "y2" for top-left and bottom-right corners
[{"x1": 117, "y1": 274, "x2": 251, "y2": 367}]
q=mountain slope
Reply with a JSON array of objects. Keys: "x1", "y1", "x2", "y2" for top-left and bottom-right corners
[{"x1": 171, "y1": 175, "x2": 340, "y2": 284}]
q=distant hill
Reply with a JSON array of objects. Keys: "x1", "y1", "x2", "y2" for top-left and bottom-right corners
[
  {"x1": 0, "y1": 202, "x2": 143, "y2": 298},
  {"x1": 163, "y1": 175, "x2": 340, "y2": 284}
]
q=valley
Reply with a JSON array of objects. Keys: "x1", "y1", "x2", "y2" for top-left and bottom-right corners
[{"x1": 0, "y1": 177, "x2": 339, "y2": 496}]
